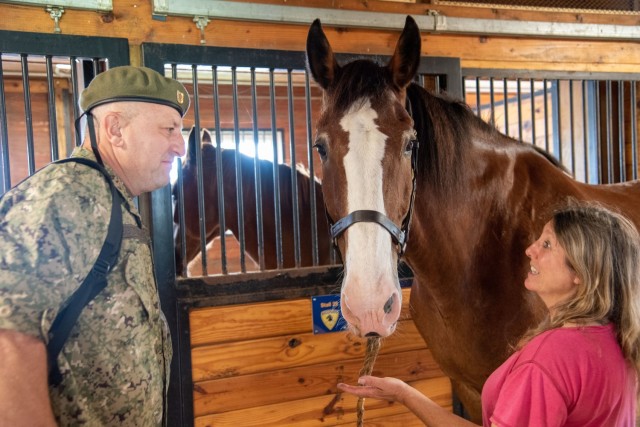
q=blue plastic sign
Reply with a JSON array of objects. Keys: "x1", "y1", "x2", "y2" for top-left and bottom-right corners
[{"x1": 311, "y1": 294, "x2": 348, "y2": 335}]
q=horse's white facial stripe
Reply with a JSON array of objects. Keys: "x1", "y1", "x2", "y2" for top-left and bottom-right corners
[{"x1": 340, "y1": 98, "x2": 396, "y2": 286}]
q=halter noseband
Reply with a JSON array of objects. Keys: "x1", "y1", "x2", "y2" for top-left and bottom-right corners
[{"x1": 326, "y1": 99, "x2": 419, "y2": 257}]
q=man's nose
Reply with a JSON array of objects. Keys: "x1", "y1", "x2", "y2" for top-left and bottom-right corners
[{"x1": 174, "y1": 134, "x2": 187, "y2": 157}]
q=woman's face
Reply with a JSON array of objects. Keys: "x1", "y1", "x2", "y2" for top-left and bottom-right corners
[{"x1": 525, "y1": 221, "x2": 580, "y2": 312}]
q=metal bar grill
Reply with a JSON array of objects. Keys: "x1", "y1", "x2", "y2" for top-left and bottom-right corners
[
  {"x1": 462, "y1": 74, "x2": 640, "y2": 186},
  {"x1": 45, "y1": 55, "x2": 59, "y2": 162},
  {"x1": 231, "y1": 67, "x2": 247, "y2": 273},
  {"x1": 618, "y1": 81, "x2": 626, "y2": 181},
  {"x1": 212, "y1": 66, "x2": 228, "y2": 275},
  {"x1": 632, "y1": 82, "x2": 638, "y2": 180},
  {"x1": 304, "y1": 70, "x2": 320, "y2": 267},
  {"x1": 287, "y1": 69, "x2": 301, "y2": 268},
  {"x1": 269, "y1": 68, "x2": 284, "y2": 270},
  {"x1": 191, "y1": 65, "x2": 209, "y2": 276},
  {"x1": 20, "y1": 54, "x2": 36, "y2": 175},
  {"x1": 251, "y1": 67, "x2": 266, "y2": 271}
]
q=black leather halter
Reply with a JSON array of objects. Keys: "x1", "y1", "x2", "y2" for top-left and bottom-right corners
[{"x1": 326, "y1": 100, "x2": 419, "y2": 257}]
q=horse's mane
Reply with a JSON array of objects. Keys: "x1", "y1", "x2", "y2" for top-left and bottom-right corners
[
  {"x1": 407, "y1": 83, "x2": 569, "y2": 195},
  {"x1": 408, "y1": 83, "x2": 476, "y2": 196}
]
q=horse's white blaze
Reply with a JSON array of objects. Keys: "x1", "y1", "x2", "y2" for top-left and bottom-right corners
[{"x1": 339, "y1": 98, "x2": 400, "y2": 335}]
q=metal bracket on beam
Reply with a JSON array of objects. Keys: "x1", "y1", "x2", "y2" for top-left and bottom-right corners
[
  {"x1": 152, "y1": 0, "x2": 640, "y2": 41},
  {"x1": 426, "y1": 10, "x2": 447, "y2": 32},
  {"x1": 193, "y1": 16, "x2": 210, "y2": 45},
  {"x1": 46, "y1": 6, "x2": 65, "y2": 34}
]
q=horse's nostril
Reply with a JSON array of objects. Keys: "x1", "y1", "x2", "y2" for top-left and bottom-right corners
[
  {"x1": 365, "y1": 332, "x2": 381, "y2": 338},
  {"x1": 383, "y1": 294, "x2": 395, "y2": 314}
]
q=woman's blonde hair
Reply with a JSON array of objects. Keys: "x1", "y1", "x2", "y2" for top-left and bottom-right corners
[{"x1": 519, "y1": 201, "x2": 640, "y2": 374}]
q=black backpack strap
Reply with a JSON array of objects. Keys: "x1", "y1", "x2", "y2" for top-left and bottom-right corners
[{"x1": 46, "y1": 157, "x2": 124, "y2": 386}]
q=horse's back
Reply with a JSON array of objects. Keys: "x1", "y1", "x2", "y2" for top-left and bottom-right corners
[{"x1": 573, "y1": 179, "x2": 640, "y2": 225}]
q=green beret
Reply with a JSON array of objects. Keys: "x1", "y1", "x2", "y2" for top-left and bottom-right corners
[{"x1": 80, "y1": 66, "x2": 190, "y2": 117}]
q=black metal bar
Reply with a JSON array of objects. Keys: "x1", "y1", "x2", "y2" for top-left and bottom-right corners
[
  {"x1": 176, "y1": 157, "x2": 187, "y2": 277},
  {"x1": 45, "y1": 55, "x2": 60, "y2": 162},
  {"x1": 304, "y1": 70, "x2": 319, "y2": 266},
  {"x1": 0, "y1": 31, "x2": 128, "y2": 66},
  {"x1": 595, "y1": 81, "x2": 603, "y2": 183},
  {"x1": 555, "y1": 80, "x2": 563, "y2": 164},
  {"x1": 251, "y1": 68, "x2": 266, "y2": 271},
  {"x1": 503, "y1": 77, "x2": 509, "y2": 137},
  {"x1": 617, "y1": 81, "x2": 625, "y2": 181},
  {"x1": 631, "y1": 82, "x2": 638, "y2": 181},
  {"x1": 212, "y1": 66, "x2": 228, "y2": 275},
  {"x1": 475, "y1": 77, "x2": 481, "y2": 117},
  {"x1": 70, "y1": 56, "x2": 82, "y2": 146},
  {"x1": 20, "y1": 54, "x2": 35, "y2": 176},
  {"x1": 581, "y1": 80, "x2": 589, "y2": 183},
  {"x1": 530, "y1": 79, "x2": 536, "y2": 146},
  {"x1": 516, "y1": 78, "x2": 523, "y2": 143},
  {"x1": 191, "y1": 65, "x2": 208, "y2": 277},
  {"x1": 489, "y1": 77, "x2": 495, "y2": 127},
  {"x1": 287, "y1": 69, "x2": 301, "y2": 268},
  {"x1": 543, "y1": 79, "x2": 550, "y2": 153},
  {"x1": 269, "y1": 68, "x2": 284, "y2": 269},
  {"x1": 568, "y1": 80, "x2": 575, "y2": 176},
  {"x1": 231, "y1": 66, "x2": 247, "y2": 273},
  {"x1": 91, "y1": 58, "x2": 99, "y2": 81},
  {"x1": 606, "y1": 80, "x2": 613, "y2": 183},
  {"x1": 0, "y1": 54, "x2": 11, "y2": 194}
]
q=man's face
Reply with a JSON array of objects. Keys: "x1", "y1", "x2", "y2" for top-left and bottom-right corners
[{"x1": 115, "y1": 103, "x2": 185, "y2": 196}]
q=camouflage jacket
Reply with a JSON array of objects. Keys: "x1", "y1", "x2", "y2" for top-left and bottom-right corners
[{"x1": 0, "y1": 147, "x2": 172, "y2": 426}]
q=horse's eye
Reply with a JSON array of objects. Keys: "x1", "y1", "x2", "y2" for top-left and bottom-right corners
[
  {"x1": 404, "y1": 138, "x2": 416, "y2": 156},
  {"x1": 313, "y1": 141, "x2": 328, "y2": 161}
]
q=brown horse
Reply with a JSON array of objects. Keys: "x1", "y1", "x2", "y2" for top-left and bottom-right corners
[
  {"x1": 306, "y1": 16, "x2": 640, "y2": 421},
  {"x1": 173, "y1": 128, "x2": 332, "y2": 275}
]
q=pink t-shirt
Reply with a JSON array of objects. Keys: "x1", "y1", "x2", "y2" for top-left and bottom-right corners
[{"x1": 482, "y1": 324, "x2": 637, "y2": 427}]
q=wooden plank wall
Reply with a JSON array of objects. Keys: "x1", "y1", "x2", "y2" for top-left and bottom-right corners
[{"x1": 189, "y1": 287, "x2": 451, "y2": 426}]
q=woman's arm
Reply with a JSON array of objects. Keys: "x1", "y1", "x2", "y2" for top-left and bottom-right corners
[{"x1": 338, "y1": 376, "x2": 480, "y2": 427}]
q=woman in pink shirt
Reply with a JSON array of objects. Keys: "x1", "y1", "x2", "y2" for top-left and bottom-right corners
[{"x1": 339, "y1": 202, "x2": 640, "y2": 426}]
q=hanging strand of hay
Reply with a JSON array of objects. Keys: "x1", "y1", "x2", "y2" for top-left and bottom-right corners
[{"x1": 356, "y1": 337, "x2": 381, "y2": 427}]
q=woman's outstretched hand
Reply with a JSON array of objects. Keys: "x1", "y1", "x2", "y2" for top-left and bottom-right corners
[
  {"x1": 337, "y1": 375, "x2": 410, "y2": 404},
  {"x1": 338, "y1": 375, "x2": 480, "y2": 426}
]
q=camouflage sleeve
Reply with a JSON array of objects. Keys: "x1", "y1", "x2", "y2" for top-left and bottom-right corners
[{"x1": 0, "y1": 162, "x2": 111, "y2": 340}]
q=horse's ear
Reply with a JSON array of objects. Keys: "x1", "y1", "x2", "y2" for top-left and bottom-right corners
[
  {"x1": 387, "y1": 15, "x2": 421, "y2": 89},
  {"x1": 201, "y1": 128, "x2": 213, "y2": 145},
  {"x1": 306, "y1": 19, "x2": 340, "y2": 90},
  {"x1": 187, "y1": 126, "x2": 198, "y2": 164}
]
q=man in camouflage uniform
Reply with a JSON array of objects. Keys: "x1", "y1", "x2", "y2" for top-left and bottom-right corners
[{"x1": 0, "y1": 66, "x2": 189, "y2": 426}]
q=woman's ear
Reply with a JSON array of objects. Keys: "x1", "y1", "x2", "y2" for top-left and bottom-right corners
[{"x1": 572, "y1": 274, "x2": 582, "y2": 286}]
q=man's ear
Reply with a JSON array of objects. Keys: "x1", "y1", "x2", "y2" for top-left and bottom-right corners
[{"x1": 103, "y1": 113, "x2": 124, "y2": 145}]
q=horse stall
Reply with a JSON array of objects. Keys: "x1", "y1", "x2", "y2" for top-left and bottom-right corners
[{"x1": 1, "y1": 1, "x2": 639, "y2": 426}]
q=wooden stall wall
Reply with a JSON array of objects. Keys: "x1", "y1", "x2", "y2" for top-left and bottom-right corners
[{"x1": 189, "y1": 288, "x2": 450, "y2": 426}]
